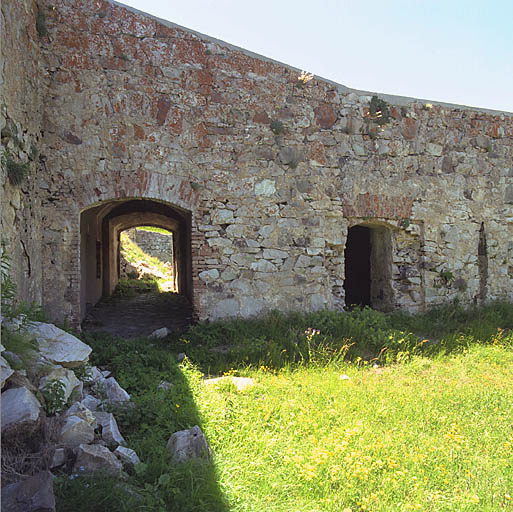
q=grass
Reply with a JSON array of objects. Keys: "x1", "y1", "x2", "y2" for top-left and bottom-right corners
[
  {"x1": 200, "y1": 343, "x2": 513, "y2": 511},
  {"x1": 55, "y1": 303, "x2": 513, "y2": 511},
  {"x1": 112, "y1": 276, "x2": 160, "y2": 297},
  {"x1": 136, "y1": 226, "x2": 173, "y2": 235},
  {"x1": 120, "y1": 231, "x2": 171, "y2": 276}
]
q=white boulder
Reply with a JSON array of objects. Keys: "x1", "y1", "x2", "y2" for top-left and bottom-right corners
[
  {"x1": 66, "y1": 402, "x2": 97, "y2": 427},
  {"x1": 115, "y1": 446, "x2": 141, "y2": 467},
  {"x1": 149, "y1": 327, "x2": 170, "y2": 338},
  {"x1": 1, "y1": 470, "x2": 55, "y2": 512},
  {"x1": 59, "y1": 415, "x2": 95, "y2": 446},
  {"x1": 1, "y1": 387, "x2": 41, "y2": 432},
  {"x1": 167, "y1": 425, "x2": 211, "y2": 464},
  {"x1": 101, "y1": 377, "x2": 130, "y2": 403},
  {"x1": 94, "y1": 411, "x2": 125, "y2": 446},
  {"x1": 1, "y1": 356, "x2": 14, "y2": 388},
  {"x1": 26, "y1": 322, "x2": 92, "y2": 368},
  {"x1": 73, "y1": 443, "x2": 123, "y2": 477},
  {"x1": 79, "y1": 365, "x2": 104, "y2": 384},
  {"x1": 158, "y1": 380, "x2": 174, "y2": 391},
  {"x1": 81, "y1": 394, "x2": 101, "y2": 411},
  {"x1": 51, "y1": 447, "x2": 67, "y2": 468}
]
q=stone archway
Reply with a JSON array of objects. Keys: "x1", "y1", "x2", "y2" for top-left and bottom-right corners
[
  {"x1": 79, "y1": 198, "x2": 192, "y2": 322},
  {"x1": 344, "y1": 224, "x2": 394, "y2": 310}
]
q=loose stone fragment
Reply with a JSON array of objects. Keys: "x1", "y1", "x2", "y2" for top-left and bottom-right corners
[
  {"x1": 102, "y1": 377, "x2": 130, "y2": 403},
  {"x1": 59, "y1": 415, "x2": 95, "y2": 446},
  {"x1": 115, "y1": 446, "x2": 141, "y2": 467},
  {"x1": 1, "y1": 470, "x2": 55, "y2": 512},
  {"x1": 73, "y1": 443, "x2": 123, "y2": 477},
  {"x1": 167, "y1": 425, "x2": 211, "y2": 464},
  {"x1": 26, "y1": 322, "x2": 92, "y2": 368}
]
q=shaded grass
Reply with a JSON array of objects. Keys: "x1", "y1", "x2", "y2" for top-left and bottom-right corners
[
  {"x1": 56, "y1": 331, "x2": 229, "y2": 512},
  {"x1": 173, "y1": 302, "x2": 513, "y2": 374}
]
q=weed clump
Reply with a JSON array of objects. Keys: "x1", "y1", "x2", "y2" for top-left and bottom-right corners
[
  {"x1": 270, "y1": 119, "x2": 286, "y2": 135},
  {"x1": 6, "y1": 156, "x2": 30, "y2": 186},
  {"x1": 369, "y1": 95, "x2": 390, "y2": 125},
  {"x1": 36, "y1": 6, "x2": 47, "y2": 37}
]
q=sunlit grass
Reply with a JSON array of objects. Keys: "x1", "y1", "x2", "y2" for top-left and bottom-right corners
[{"x1": 199, "y1": 343, "x2": 513, "y2": 511}]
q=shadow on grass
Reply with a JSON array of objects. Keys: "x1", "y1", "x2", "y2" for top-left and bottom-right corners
[
  {"x1": 55, "y1": 332, "x2": 228, "y2": 512},
  {"x1": 167, "y1": 301, "x2": 513, "y2": 375}
]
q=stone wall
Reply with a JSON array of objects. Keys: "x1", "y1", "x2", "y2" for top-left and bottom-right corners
[
  {"x1": 1, "y1": 0, "x2": 47, "y2": 305},
  {"x1": 126, "y1": 229, "x2": 174, "y2": 264},
  {"x1": 2, "y1": 0, "x2": 513, "y2": 325}
]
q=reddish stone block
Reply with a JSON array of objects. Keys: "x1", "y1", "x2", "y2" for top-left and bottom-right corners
[
  {"x1": 61, "y1": 54, "x2": 92, "y2": 70},
  {"x1": 209, "y1": 91, "x2": 226, "y2": 104},
  {"x1": 155, "y1": 96, "x2": 171, "y2": 126},
  {"x1": 400, "y1": 117, "x2": 418, "y2": 140},
  {"x1": 314, "y1": 103, "x2": 337, "y2": 129},
  {"x1": 390, "y1": 106, "x2": 401, "y2": 120},
  {"x1": 174, "y1": 39, "x2": 207, "y2": 66},
  {"x1": 309, "y1": 141, "x2": 327, "y2": 165},
  {"x1": 253, "y1": 112, "x2": 270, "y2": 124},
  {"x1": 133, "y1": 124, "x2": 145, "y2": 140},
  {"x1": 486, "y1": 123, "x2": 500, "y2": 138},
  {"x1": 340, "y1": 193, "x2": 413, "y2": 219},
  {"x1": 99, "y1": 57, "x2": 129, "y2": 71}
]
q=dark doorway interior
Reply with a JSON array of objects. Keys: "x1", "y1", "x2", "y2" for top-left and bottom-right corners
[
  {"x1": 344, "y1": 226, "x2": 371, "y2": 308},
  {"x1": 344, "y1": 224, "x2": 394, "y2": 310}
]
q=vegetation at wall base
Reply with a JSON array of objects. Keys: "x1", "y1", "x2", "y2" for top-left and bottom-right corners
[
  {"x1": 113, "y1": 277, "x2": 160, "y2": 297},
  {"x1": 55, "y1": 302, "x2": 513, "y2": 511}
]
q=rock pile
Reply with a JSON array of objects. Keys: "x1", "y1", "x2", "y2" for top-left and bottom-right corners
[
  {"x1": 1, "y1": 317, "x2": 212, "y2": 511},
  {"x1": 0, "y1": 320, "x2": 138, "y2": 511}
]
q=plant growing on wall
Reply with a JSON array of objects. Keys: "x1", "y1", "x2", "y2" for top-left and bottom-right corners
[
  {"x1": 367, "y1": 95, "x2": 390, "y2": 126},
  {"x1": 439, "y1": 270, "x2": 455, "y2": 286},
  {"x1": 270, "y1": 120, "x2": 286, "y2": 135},
  {"x1": 5, "y1": 154, "x2": 30, "y2": 186},
  {"x1": 295, "y1": 71, "x2": 314, "y2": 89},
  {"x1": 41, "y1": 379, "x2": 67, "y2": 415},
  {"x1": 433, "y1": 270, "x2": 455, "y2": 289},
  {"x1": 36, "y1": 6, "x2": 48, "y2": 37},
  {"x1": 1, "y1": 243, "x2": 16, "y2": 311}
]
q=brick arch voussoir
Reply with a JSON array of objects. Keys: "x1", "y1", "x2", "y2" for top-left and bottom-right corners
[{"x1": 77, "y1": 171, "x2": 199, "y2": 213}]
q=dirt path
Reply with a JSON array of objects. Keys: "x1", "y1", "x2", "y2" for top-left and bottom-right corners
[{"x1": 82, "y1": 291, "x2": 192, "y2": 338}]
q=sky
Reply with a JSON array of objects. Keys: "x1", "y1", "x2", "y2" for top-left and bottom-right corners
[{"x1": 119, "y1": 0, "x2": 513, "y2": 113}]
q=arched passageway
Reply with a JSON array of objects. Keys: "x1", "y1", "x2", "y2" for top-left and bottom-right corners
[
  {"x1": 344, "y1": 224, "x2": 394, "y2": 310},
  {"x1": 79, "y1": 198, "x2": 192, "y2": 335}
]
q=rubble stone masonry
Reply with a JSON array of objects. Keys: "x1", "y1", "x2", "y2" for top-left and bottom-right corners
[{"x1": 2, "y1": 0, "x2": 513, "y2": 326}]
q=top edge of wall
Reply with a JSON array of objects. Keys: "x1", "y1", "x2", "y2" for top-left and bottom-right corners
[{"x1": 110, "y1": 0, "x2": 512, "y2": 116}]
